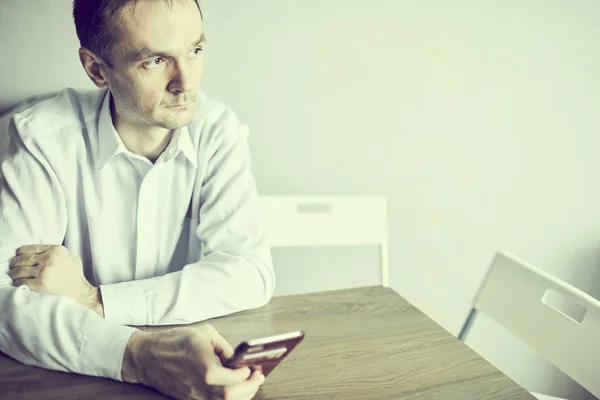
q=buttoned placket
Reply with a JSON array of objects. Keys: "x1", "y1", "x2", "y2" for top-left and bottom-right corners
[{"x1": 134, "y1": 139, "x2": 184, "y2": 279}]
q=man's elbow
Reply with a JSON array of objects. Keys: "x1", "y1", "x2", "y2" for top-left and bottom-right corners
[{"x1": 251, "y1": 254, "x2": 275, "y2": 308}]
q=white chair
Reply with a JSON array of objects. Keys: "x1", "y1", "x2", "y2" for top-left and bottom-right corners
[
  {"x1": 258, "y1": 195, "x2": 389, "y2": 287},
  {"x1": 458, "y1": 252, "x2": 600, "y2": 399}
]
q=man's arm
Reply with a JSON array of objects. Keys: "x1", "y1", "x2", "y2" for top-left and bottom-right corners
[
  {"x1": 99, "y1": 109, "x2": 275, "y2": 326},
  {"x1": 0, "y1": 115, "x2": 135, "y2": 379}
]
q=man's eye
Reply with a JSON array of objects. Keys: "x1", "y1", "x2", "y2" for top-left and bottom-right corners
[
  {"x1": 190, "y1": 47, "x2": 204, "y2": 56},
  {"x1": 144, "y1": 57, "x2": 163, "y2": 68}
]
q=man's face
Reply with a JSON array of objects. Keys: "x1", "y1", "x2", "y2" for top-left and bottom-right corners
[{"x1": 104, "y1": 0, "x2": 204, "y2": 130}]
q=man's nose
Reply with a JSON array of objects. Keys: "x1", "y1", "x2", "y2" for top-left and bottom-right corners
[{"x1": 168, "y1": 60, "x2": 197, "y2": 94}]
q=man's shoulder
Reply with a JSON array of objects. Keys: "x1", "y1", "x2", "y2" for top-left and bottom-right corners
[{"x1": 12, "y1": 88, "x2": 106, "y2": 142}]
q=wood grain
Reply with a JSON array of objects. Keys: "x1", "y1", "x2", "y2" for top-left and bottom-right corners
[{"x1": 0, "y1": 286, "x2": 534, "y2": 399}]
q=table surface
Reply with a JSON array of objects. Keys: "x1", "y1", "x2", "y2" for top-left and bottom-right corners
[{"x1": 0, "y1": 286, "x2": 534, "y2": 399}]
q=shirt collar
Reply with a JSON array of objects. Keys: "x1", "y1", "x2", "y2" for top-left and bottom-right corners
[
  {"x1": 96, "y1": 90, "x2": 197, "y2": 169},
  {"x1": 96, "y1": 90, "x2": 127, "y2": 171},
  {"x1": 161, "y1": 125, "x2": 197, "y2": 167}
]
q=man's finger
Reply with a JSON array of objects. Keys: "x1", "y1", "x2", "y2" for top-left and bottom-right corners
[
  {"x1": 198, "y1": 339, "x2": 251, "y2": 386},
  {"x1": 16, "y1": 245, "x2": 54, "y2": 255},
  {"x1": 225, "y1": 370, "x2": 265, "y2": 400},
  {"x1": 9, "y1": 255, "x2": 39, "y2": 268},
  {"x1": 9, "y1": 266, "x2": 40, "y2": 280},
  {"x1": 207, "y1": 328, "x2": 235, "y2": 361},
  {"x1": 13, "y1": 278, "x2": 42, "y2": 292},
  {"x1": 207, "y1": 364, "x2": 252, "y2": 387}
]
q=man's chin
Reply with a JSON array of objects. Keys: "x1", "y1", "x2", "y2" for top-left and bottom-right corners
[{"x1": 157, "y1": 109, "x2": 195, "y2": 129}]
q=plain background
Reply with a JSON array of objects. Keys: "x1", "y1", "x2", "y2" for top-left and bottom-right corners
[{"x1": 1, "y1": 1, "x2": 600, "y2": 398}]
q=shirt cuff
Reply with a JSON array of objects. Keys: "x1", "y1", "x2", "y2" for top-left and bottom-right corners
[
  {"x1": 100, "y1": 280, "x2": 149, "y2": 326},
  {"x1": 78, "y1": 317, "x2": 137, "y2": 381}
]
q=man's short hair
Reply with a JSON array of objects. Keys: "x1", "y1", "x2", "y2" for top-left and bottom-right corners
[{"x1": 73, "y1": 0, "x2": 202, "y2": 68}]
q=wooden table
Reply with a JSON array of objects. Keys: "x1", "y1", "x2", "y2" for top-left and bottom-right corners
[{"x1": 0, "y1": 286, "x2": 534, "y2": 399}]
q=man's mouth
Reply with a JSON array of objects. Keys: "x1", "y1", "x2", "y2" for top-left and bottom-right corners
[{"x1": 165, "y1": 100, "x2": 195, "y2": 109}]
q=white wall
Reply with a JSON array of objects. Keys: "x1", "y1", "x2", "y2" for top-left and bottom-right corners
[{"x1": 2, "y1": 1, "x2": 600, "y2": 398}]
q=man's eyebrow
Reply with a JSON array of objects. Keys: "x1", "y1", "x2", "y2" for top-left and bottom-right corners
[
  {"x1": 194, "y1": 33, "x2": 207, "y2": 46},
  {"x1": 132, "y1": 48, "x2": 164, "y2": 61},
  {"x1": 132, "y1": 34, "x2": 207, "y2": 61}
]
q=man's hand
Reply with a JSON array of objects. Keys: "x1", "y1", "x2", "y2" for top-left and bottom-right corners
[
  {"x1": 8, "y1": 245, "x2": 104, "y2": 317},
  {"x1": 122, "y1": 324, "x2": 265, "y2": 400}
]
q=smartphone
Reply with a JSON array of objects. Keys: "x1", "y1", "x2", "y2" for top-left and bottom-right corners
[{"x1": 224, "y1": 331, "x2": 305, "y2": 377}]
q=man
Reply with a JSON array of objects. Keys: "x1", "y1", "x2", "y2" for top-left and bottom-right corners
[{"x1": 0, "y1": 0, "x2": 274, "y2": 398}]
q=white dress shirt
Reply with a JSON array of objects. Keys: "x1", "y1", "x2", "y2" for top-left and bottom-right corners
[{"x1": 0, "y1": 88, "x2": 275, "y2": 380}]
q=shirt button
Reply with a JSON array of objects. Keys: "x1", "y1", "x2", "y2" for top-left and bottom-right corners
[{"x1": 168, "y1": 148, "x2": 176, "y2": 157}]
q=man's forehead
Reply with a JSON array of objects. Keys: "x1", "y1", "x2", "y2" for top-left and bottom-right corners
[
  {"x1": 113, "y1": 0, "x2": 202, "y2": 56},
  {"x1": 116, "y1": 0, "x2": 199, "y2": 20}
]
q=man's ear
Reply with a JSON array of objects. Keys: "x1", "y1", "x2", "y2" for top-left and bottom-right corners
[{"x1": 79, "y1": 47, "x2": 110, "y2": 88}]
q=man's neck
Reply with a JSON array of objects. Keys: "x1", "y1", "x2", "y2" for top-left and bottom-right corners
[
  {"x1": 111, "y1": 103, "x2": 173, "y2": 163},
  {"x1": 118, "y1": 123, "x2": 174, "y2": 163}
]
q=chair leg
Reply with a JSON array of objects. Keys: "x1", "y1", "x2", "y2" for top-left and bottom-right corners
[
  {"x1": 380, "y1": 244, "x2": 389, "y2": 287},
  {"x1": 457, "y1": 308, "x2": 478, "y2": 341}
]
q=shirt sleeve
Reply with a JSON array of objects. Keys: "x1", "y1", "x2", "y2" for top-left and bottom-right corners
[
  {"x1": 100, "y1": 109, "x2": 275, "y2": 326},
  {"x1": 0, "y1": 115, "x2": 136, "y2": 380}
]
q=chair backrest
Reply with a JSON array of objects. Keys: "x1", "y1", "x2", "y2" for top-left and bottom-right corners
[
  {"x1": 258, "y1": 195, "x2": 389, "y2": 286},
  {"x1": 471, "y1": 252, "x2": 600, "y2": 397}
]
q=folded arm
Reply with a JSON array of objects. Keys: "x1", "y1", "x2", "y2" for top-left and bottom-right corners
[
  {"x1": 100, "y1": 109, "x2": 275, "y2": 326},
  {"x1": 0, "y1": 115, "x2": 135, "y2": 379}
]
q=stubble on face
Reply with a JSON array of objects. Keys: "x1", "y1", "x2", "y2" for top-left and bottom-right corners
[{"x1": 104, "y1": 0, "x2": 204, "y2": 132}]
